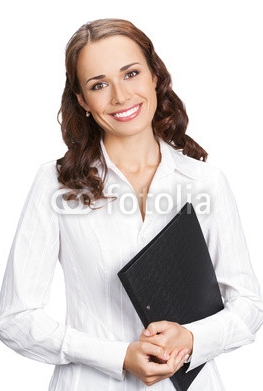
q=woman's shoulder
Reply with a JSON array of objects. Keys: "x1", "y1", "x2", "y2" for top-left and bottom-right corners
[
  {"x1": 38, "y1": 159, "x2": 58, "y2": 175},
  {"x1": 164, "y1": 142, "x2": 223, "y2": 182},
  {"x1": 32, "y1": 160, "x2": 59, "y2": 186}
]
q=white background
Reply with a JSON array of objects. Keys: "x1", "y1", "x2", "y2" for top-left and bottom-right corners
[{"x1": 0, "y1": 0, "x2": 262, "y2": 389}]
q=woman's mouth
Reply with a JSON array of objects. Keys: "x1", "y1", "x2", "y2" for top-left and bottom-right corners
[{"x1": 109, "y1": 104, "x2": 142, "y2": 122}]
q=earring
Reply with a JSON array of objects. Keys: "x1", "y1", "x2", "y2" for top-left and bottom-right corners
[{"x1": 86, "y1": 111, "x2": 90, "y2": 117}]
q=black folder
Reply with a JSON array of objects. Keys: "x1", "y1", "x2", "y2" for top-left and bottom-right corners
[{"x1": 118, "y1": 203, "x2": 224, "y2": 391}]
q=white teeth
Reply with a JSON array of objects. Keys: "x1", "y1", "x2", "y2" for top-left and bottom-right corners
[{"x1": 114, "y1": 105, "x2": 139, "y2": 118}]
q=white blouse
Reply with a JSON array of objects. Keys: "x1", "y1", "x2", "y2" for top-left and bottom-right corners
[{"x1": 0, "y1": 140, "x2": 262, "y2": 391}]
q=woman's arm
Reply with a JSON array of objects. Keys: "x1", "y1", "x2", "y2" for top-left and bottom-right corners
[
  {"x1": 141, "y1": 168, "x2": 263, "y2": 370},
  {"x1": 0, "y1": 164, "x2": 128, "y2": 380}
]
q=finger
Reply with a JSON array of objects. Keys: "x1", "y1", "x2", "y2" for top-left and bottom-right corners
[
  {"x1": 141, "y1": 341, "x2": 170, "y2": 361},
  {"x1": 146, "y1": 357, "x2": 177, "y2": 379},
  {"x1": 144, "y1": 349, "x2": 189, "y2": 384},
  {"x1": 144, "y1": 321, "x2": 171, "y2": 337},
  {"x1": 140, "y1": 333, "x2": 168, "y2": 351},
  {"x1": 142, "y1": 368, "x2": 176, "y2": 387},
  {"x1": 173, "y1": 348, "x2": 190, "y2": 369},
  {"x1": 143, "y1": 323, "x2": 158, "y2": 337}
]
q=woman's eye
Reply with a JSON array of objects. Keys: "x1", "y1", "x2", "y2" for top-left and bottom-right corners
[
  {"x1": 125, "y1": 70, "x2": 139, "y2": 79},
  {"x1": 91, "y1": 82, "x2": 107, "y2": 91}
]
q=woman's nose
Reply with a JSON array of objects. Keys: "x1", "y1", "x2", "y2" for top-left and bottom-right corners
[{"x1": 110, "y1": 83, "x2": 131, "y2": 105}]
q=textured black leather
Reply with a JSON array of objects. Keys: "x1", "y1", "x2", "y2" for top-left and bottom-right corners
[{"x1": 118, "y1": 203, "x2": 224, "y2": 391}]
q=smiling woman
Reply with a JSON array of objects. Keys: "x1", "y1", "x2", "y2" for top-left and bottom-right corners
[
  {"x1": 57, "y1": 19, "x2": 207, "y2": 210},
  {"x1": 0, "y1": 17, "x2": 262, "y2": 391}
]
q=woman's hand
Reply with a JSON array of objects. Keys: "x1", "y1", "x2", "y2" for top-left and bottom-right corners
[
  {"x1": 140, "y1": 321, "x2": 193, "y2": 356},
  {"x1": 124, "y1": 341, "x2": 190, "y2": 386}
]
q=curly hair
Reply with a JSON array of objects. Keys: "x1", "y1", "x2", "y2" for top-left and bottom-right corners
[{"x1": 57, "y1": 18, "x2": 208, "y2": 205}]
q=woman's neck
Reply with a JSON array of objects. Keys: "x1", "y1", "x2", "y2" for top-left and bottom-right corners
[
  {"x1": 103, "y1": 133, "x2": 160, "y2": 174},
  {"x1": 103, "y1": 133, "x2": 161, "y2": 221}
]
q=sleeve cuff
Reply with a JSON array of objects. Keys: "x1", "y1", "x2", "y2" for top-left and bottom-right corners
[
  {"x1": 63, "y1": 326, "x2": 130, "y2": 380},
  {"x1": 183, "y1": 314, "x2": 225, "y2": 371}
]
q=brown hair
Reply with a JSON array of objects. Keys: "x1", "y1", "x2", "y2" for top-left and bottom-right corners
[{"x1": 57, "y1": 18, "x2": 208, "y2": 205}]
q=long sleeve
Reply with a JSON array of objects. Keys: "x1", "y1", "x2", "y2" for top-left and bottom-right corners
[
  {"x1": 0, "y1": 163, "x2": 129, "y2": 380},
  {"x1": 184, "y1": 168, "x2": 263, "y2": 371}
]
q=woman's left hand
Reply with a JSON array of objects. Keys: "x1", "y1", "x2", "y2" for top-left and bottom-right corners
[{"x1": 139, "y1": 321, "x2": 193, "y2": 356}]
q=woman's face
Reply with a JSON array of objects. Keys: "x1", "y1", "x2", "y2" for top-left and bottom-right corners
[{"x1": 76, "y1": 35, "x2": 157, "y2": 141}]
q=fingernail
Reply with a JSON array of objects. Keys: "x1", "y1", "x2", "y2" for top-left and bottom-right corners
[
  {"x1": 144, "y1": 329, "x2": 151, "y2": 336},
  {"x1": 184, "y1": 354, "x2": 190, "y2": 363},
  {"x1": 163, "y1": 352, "x2": 170, "y2": 360}
]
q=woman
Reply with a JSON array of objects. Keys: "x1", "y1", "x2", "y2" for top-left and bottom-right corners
[{"x1": 0, "y1": 18, "x2": 262, "y2": 391}]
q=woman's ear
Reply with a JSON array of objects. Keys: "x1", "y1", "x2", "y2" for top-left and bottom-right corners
[{"x1": 76, "y1": 94, "x2": 90, "y2": 112}]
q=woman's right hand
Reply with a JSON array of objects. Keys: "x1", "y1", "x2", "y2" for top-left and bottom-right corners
[{"x1": 123, "y1": 341, "x2": 189, "y2": 386}]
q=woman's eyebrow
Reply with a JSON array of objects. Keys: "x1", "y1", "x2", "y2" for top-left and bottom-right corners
[
  {"x1": 120, "y1": 62, "x2": 140, "y2": 71},
  {"x1": 86, "y1": 74, "x2": 106, "y2": 84},
  {"x1": 86, "y1": 62, "x2": 141, "y2": 84}
]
